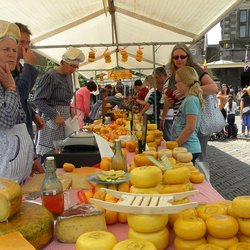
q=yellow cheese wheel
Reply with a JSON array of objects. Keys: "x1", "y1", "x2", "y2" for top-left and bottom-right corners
[
  {"x1": 165, "y1": 140, "x2": 178, "y2": 150},
  {"x1": 76, "y1": 231, "x2": 117, "y2": 250},
  {"x1": 228, "y1": 242, "x2": 250, "y2": 249},
  {"x1": 142, "y1": 150, "x2": 158, "y2": 159},
  {"x1": 127, "y1": 214, "x2": 168, "y2": 233},
  {"x1": 168, "y1": 208, "x2": 197, "y2": 228},
  {"x1": 0, "y1": 231, "x2": 35, "y2": 250},
  {"x1": 194, "y1": 243, "x2": 224, "y2": 250},
  {"x1": 206, "y1": 215, "x2": 239, "y2": 238},
  {"x1": 157, "y1": 149, "x2": 172, "y2": 160},
  {"x1": 238, "y1": 233, "x2": 250, "y2": 243},
  {"x1": 113, "y1": 239, "x2": 157, "y2": 250},
  {"x1": 130, "y1": 185, "x2": 161, "y2": 194},
  {"x1": 232, "y1": 196, "x2": 250, "y2": 218},
  {"x1": 0, "y1": 202, "x2": 54, "y2": 250},
  {"x1": 207, "y1": 235, "x2": 239, "y2": 249},
  {"x1": 189, "y1": 172, "x2": 205, "y2": 184},
  {"x1": 172, "y1": 147, "x2": 188, "y2": 159},
  {"x1": 130, "y1": 166, "x2": 162, "y2": 188},
  {"x1": 174, "y1": 236, "x2": 207, "y2": 250},
  {"x1": 215, "y1": 200, "x2": 232, "y2": 214},
  {"x1": 174, "y1": 215, "x2": 206, "y2": 240},
  {"x1": 197, "y1": 203, "x2": 227, "y2": 221},
  {"x1": 0, "y1": 178, "x2": 22, "y2": 222},
  {"x1": 128, "y1": 227, "x2": 169, "y2": 250},
  {"x1": 238, "y1": 218, "x2": 250, "y2": 237},
  {"x1": 176, "y1": 152, "x2": 193, "y2": 163},
  {"x1": 147, "y1": 124, "x2": 157, "y2": 130},
  {"x1": 134, "y1": 154, "x2": 155, "y2": 167},
  {"x1": 160, "y1": 182, "x2": 193, "y2": 194},
  {"x1": 163, "y1": 167, "x2": 190, "y2": 184}
]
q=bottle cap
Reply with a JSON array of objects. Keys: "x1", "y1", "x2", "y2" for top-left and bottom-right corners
[{"x1": 46, "y1": 156, "x2": 55, "y2": 161}]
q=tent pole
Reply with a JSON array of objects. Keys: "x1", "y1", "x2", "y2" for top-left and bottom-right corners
[{"x1": 152, "y1": 44, "x2": 157, "y2": 126}]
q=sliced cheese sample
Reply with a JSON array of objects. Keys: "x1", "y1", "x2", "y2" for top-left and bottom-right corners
[
  {"x1": 0, "y1": 178, "x2": 22, "y2": 222},
  {"x1": 55, "y1": 203, "x2": 107, "y2": 243},
  {"x1": 0, "y1": 202, "x2": 54, "y2": 250},
  {"x1": 76, "y1": 231, "x2": 117, "y2": 250},
  {"x1": 0, "y1": 231, "x2": 35, "y2": 250}
]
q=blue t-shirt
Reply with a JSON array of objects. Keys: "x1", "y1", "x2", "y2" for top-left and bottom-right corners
[{"x1": 172, "y1": 96, "x2": 201, "y2": 153}]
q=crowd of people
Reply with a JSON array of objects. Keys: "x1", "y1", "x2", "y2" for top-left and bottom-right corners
[{"x1": 0, "y1": 19, "x2": 250, "y2": 184}]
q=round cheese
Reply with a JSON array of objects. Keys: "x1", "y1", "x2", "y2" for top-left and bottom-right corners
[
  {"x1": 174, "y1": 236, "x2": 206, "y2": 250},
  {"x1": 0, "y1": 178, "x2": 22, "y2": 222},
  {"x1": 128, "y1": 227, "x2": 169, "y2": 250},
  {"x1": 130, "y1": 185, "x2": 161, "y2": 194},
  {"x1": 160, "y1": 182, "x2": 193, "y2": 194},
  {"x1": 176, "y1": 152, "x2": 193, "y2": 163},
  {"x1": 228, "y1": 242, "x2": 250, "y2": 249},
  {"x1": 113, "y1": 239, "x2": 157, "y2": 250},
  {"x1": 163, "y1": 167, "x2": 190, "y2": 184},
  {"x1": 238, "y1": 218, "x2": 250, "y2": 237},
  {"x1": 238, "y1": 233, "x2": 250, "y2": 243},
  {"x1": 76, "y1": 231, "x2": 117, "y2": 250},
  {"x1": 174, "y1": 215, "x2": 206, "y2": 240},
  {"x1": 206, "y1": 215, "x2": 239, "y2": 238},
  {"x1": 127, "y1": 214, "x2": 168, "y2": 233},
  {"x1": 194, "y1": 243, "x2": 224, "y2": 250},
  {"x1": 130, "y1": 166, "x2": 162, "y2": 188},
  {"x1": 207, "y1": 235, "x2": 239, "y2": 249},
  {"x1": 0, "y1": 202, "x2": 54, "y2": 250},
  {"x1": 232, "y1": 196, "x2": 250, "y2": 218},
  {"x1": 197, "y1": 203, "x2": 227, "y2": 221},
  {"x1": 172, "y1": 147, "x2": 188, "y2": 159}
]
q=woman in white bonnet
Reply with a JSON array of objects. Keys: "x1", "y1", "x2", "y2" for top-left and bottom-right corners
[
  {"x1": 33, "y1": 47, "x2": 85, "y2": 161},
  {"x1": 0, "y1": 20, "x2": 34, "y2": 183}
]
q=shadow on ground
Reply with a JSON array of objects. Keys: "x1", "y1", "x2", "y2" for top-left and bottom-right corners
[{"x1": 206, "y1": 144, "x2": 250, "y2": 200}]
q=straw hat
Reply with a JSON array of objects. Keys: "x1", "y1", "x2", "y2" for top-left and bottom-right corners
[
  {"x1": 62, "y1": 47, "x2": 85, "y2": 65},
  {"x1": 0, "y1": 20, "x2": 20, "y2": 42}
]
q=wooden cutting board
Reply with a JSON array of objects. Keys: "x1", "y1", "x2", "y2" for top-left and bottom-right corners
[{"x1": 22, "y1": 172, "x2": 72, "y2": 194}]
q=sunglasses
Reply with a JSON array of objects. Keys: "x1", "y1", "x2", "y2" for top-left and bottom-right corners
[{"x1": 173, "y1": 55, "x2": 188, "y2": 60}]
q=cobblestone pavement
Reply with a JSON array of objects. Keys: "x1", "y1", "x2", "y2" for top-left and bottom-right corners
[{"x1": 204, "y1": 115, "x2": 250, "y2": 200}]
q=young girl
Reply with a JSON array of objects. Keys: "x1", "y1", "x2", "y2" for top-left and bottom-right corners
[
  {"x1": 172, "y1": 66, "x2": 205, "y2": 164},
  {"x1": 224, "y1": 95, "x2": 238, "y2": 138}
]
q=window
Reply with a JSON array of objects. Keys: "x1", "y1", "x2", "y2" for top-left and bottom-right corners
[{"x1": 239, "y1": 9, "x2": 250, "y2": 38}]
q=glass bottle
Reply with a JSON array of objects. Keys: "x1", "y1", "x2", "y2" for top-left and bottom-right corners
[
  {"x1": 41, "y1": 156, "x2": 64, "y2": 216},
  {"x1": 111, "y1": 139, "x2": 127, "y2": 172}
]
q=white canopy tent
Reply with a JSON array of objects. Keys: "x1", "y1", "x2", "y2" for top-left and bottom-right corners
[
  {"x1": 0, "y1": 0, "x2": 242, "y2": 78},
  {"x1": 207, "y1": 60, "x2": 245, "y2": 69}
]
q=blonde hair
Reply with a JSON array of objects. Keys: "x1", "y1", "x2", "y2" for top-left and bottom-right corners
[
  {"x1": 144, "y1": 75, "x2": 155, "y2": 88},
  {"x1": 176, "y1": 66, "x2": 205, "y2": 111}
]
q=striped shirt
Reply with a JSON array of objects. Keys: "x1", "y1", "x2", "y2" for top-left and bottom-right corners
[
  {"x1": 33, "y1": 69, "x2": 73, "y2": 119},
  {"x1": 147, "y1": 89, "x2": 162, "y2": 124}
]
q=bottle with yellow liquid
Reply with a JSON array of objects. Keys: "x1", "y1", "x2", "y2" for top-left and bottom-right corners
[{"x1": 111, "y1": 139, "x2": 127, "y2": 171}]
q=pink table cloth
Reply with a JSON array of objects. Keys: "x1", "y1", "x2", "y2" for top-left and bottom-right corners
[{"x1": 41, "y1": 141, "x2": 224, "y2": 249}]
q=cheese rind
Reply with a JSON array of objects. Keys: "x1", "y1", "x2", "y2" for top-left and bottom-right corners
[
  {"x1": 0, "y1": 202, "x2": 54, "y2": 250},
  {"x1": 0, "y1": 178, "x2": 22, "y2": 222},
  {"x1": 55, "y1": 203, "x2": 107, "y2": 243}
]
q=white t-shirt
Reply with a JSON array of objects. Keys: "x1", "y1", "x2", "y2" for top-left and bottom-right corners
[{"x1": 224, "y1": 101, "x2": 237, "y2": 115}]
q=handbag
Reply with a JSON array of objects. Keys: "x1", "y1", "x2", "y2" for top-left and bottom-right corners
[{"x1": 199, "y1": 95, "x2": 226, "y2": 136}]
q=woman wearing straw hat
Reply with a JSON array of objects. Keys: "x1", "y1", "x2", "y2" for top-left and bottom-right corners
[
  {"x1": 33, "y1": 47, "x2": 85, "y2": 160},
  {"x1": 0, "y1": 20, "x2": 34, "y2": 183}
]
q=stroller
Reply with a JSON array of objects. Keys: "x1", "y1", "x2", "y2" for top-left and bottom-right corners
[{"x1": 209, "y1": 123, "x2": 238, "y2": 141}]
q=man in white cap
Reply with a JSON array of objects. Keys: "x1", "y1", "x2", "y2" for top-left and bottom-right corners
[{"x1": 33, "y1": 47, "x2": 85, "y2": 160}]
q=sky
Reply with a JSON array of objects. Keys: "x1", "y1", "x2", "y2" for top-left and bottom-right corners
[{"x1": 207, "y1": 23, "x2": 221, "y2": 45}]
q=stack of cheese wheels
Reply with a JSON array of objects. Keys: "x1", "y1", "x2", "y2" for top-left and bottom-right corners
[
  {"x1": 232, "y1": 196, "x2": 250, "y2": 243},
  {"x1": 206, "y1": 215, "x2": 239, "y2": 248},
  {"x1": 146, "y1": 124, "x2": 159, "y2": 150},
  {"x1": 173, "y1": 215, "x2": 207, "y2": 250},
  {"x1": 76, "y1": 231, "x2": 117, "y2": 250},
  {"x1": 113, "y1": 238, "x2": 157, "y2": 250},
  {"x1": 127, "y1": 213, "x2": 169, "y2": 250},
  {"x1": 161, "y1": 165, "x2": 193, "y2": 194},
  {"x1": 130, "y1": 166, "x2": 162, "y2": 194}
]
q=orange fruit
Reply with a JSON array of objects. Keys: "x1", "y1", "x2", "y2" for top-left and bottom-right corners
[
  {"x1": 63, "y1": 163, "x2": 75, "y2": 172},
  {"x1": 100, "y1": 157, "x2": 111, "y2": 171}
]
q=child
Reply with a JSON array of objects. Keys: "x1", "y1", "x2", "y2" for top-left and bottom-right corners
[
  {"x1": 224, "y1": 95, "x2": 238, "y2": 138},
  {"x1": 172, "y1": 66, "x2": 205, "y2": 164}
]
